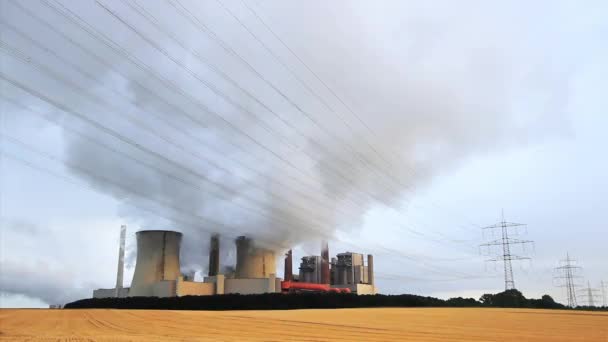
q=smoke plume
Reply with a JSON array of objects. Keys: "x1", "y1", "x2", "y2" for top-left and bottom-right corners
[{"x1": 2, "y1": 0, "x2": 572, "y2": 277}]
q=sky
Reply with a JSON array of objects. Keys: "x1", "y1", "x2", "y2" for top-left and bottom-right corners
[{"x1": 1, "y1": 0, "x2": 607, "y2": 308}]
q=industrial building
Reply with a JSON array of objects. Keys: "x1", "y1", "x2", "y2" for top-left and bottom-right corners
[
  {"x1": 94, "y1": 230, "x2": 280, "y2": 298},
  {"x1": 289, "y1": 245, "x2": 376, "y2": 295},
  {"x1": 93, "y1": 227, "x2": 376, "y2": 298},
  {"x1": 330, "y1": 252, "x2": 375, "y2": 294}
]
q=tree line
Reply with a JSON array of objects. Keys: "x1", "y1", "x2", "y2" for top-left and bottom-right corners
[{"x1": 64, "y1": 289, "x2": 607, "y2": 311}]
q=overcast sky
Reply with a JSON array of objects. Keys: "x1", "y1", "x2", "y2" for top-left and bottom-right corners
[{"x1": 1, "y1": 0, "x2": 607, "y2": 308}]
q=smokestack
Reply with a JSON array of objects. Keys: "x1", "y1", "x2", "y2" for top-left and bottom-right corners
[
  {"x1": 321, "y1": 240, "x2": 330, "y2": 284},
  {"x1": 367, "y1": 254, "x2": 374, "y2": 285},
  {"x1": 115, "y1": 225, "x2": 126, "y2": 297},
  {"x1": 129, "y1": 230, "x2": 182, "y2": 297},
  {"x1": 208, "y1": 234, "x2": 220, "y2": 276},
  {"x1": 284, "y1": 249, "x2": 293, "y2": 281},
  {"x1": 235, "y1": 236, "x2": 276, "y2": 278}
]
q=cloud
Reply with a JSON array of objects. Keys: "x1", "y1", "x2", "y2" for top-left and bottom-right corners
[
  {"x1": 0, "y1": 217, "x2": 42, "y2": 235},
  {"x1": 0, "y1": 259, "x2": 91, "y2": 305}
]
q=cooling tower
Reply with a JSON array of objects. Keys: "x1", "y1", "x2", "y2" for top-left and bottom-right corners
[
  {"x1": 235, "y1": 236, "x2": 276, "y2": 278},
  {"x1": 129, "y1": 230, "x2": 182, "y2": 297}
]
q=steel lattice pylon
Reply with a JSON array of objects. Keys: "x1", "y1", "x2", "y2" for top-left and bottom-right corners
[
  {"x1": 480, "y1": 212, "x2": 533, "y2": 291},
  {"x1": 554, "y1": 253, "x2": 583, "y2": 308}
]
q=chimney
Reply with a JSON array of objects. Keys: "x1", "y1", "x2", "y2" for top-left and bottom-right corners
[
  {"x1": 208, "y1": 234, "x2": 220, "y2": 276},
  {"x1": 284, "y1": 249, "x2": 293, "y2": 281},
  {"x1": 129, "y1": 230, "x2": 182, "y2": 297},
  {"x1": 235, "y1": 236, "x2": 251, "y2": 278},
  {"x1": 321, "y1": 240, "x2": 330, "y2": 284},
  {"x1": 115, "y1": 225, "x2": 126, "y2": 297},
  {"x1": 367, "y1": 254, "x2": 374, "y2": 285}
]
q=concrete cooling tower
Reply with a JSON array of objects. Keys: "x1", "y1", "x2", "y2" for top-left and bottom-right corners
[
  {"x1": 235, "y1": 236, "x2": 276, "y2": 278},
  {"x1": 129, "y1": 230, "x2": 182, "y2": 297}
]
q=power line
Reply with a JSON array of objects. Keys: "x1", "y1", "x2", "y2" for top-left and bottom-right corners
[
  {"x1": 0, "y1": 41, "x2": 338, "y2": 232},
  {"x1": 30, "y1": 0, "x2": 330, "y2": 194},
  {"x1": 96, "y1": 0, "x2": 404, "y2": 207},
  {"x1": 0, "y1": 4, "x2": 343, "y2": 207},
  {"x1": 2, "y1": 74, "x2": 482, "y2": 277},
  {"x1": 1, "y1": 138, "x2": 289, "y2": 251},
  {"x1": 554, "y1": 253, "x2": 583, "y2": 308},
  {"x1": 4, "y1": 1, "x2": 364, "y2": 216},
  {"x1": 238, "y1": 0, "x2": 385, "y2": 153},
  {"x1": 215, "y1": 0, "x2": 407, "y2": 191},
  {"x1": 165, "y1": 0, "x2": 424, "y2": 204},
  {"x1": 3, "y1": 64, "x2": 475, "y2": 274},
  {"x1": 0, "y1": 20, "x2": 343, "y2": 216},
  {"x1": 2, "y1": 41, "x2": 469, "y2": 254},
  {"x1": 116, "y1": 0, "x2": 481, "y2": 249},
  {"x1": 2, "y1": 70, "x2": 480, "y2": 276},
  {"x1": 2, "y1": 59, "x2": 476, "y2": 267},
  {"x1": 36, "y1": 0, "x2": 403, "y2": 215},
  {"x1": 480, "y1": 212, "x2": 533, "y2": 291},
  {"x1": 229, "y1": 0, "x2": 484, "y2": 233},
  {"x1": 8, "y1": 0, "x2": 478, "y2": 252},
  {"x1": 2, "y1": 138, "x2": 483, "y2": 280},
  {"x1": 1, "y1": 0, "x2": 524, "y2": 286},
  {"x1": 374, "y1": 272, "x2": 496, "y2": 283},
  {"x1": 122, "y1": 0, "x2": 396, "y2": 200},
  {"x1": 1, "y1": 75, "x2": 363, "y2": 248},
  {"x1": 0, "y1": 94, "x2": 324, "y2": 234}
]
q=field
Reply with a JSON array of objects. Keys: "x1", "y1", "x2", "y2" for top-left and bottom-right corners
[{"x1": 1, "y1": 308, "x2": 606, "y2": 341}]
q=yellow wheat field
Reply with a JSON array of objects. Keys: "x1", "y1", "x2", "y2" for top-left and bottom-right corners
[{"x1": 1, "y1": 308, "x2": 606, "y2": 341}]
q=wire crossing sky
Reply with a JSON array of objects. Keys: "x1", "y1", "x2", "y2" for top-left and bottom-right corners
[{"x1": 1, "y1": 0, "x2": 607, "y2": 307}]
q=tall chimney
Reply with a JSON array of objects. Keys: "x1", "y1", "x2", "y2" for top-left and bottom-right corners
[
  {"x1": 321, "y1": 240, "x2": 330, "y2": 284},
  {"x1": 115, "y1": 225, "x2": 126, "y2": 297},
  {"x1": 367, "y1": 254, "x2": 374, "y2": 285},
  {"x1": 284, "y1": 249, "x2": 293, "y2": 281},
  {"x1": 208, "y1": 234, "x2": 220, "y2": 276}
]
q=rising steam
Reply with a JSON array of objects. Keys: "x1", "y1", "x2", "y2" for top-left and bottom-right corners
[{"x1": 2, "y1": 0, "x2": 571, "y2": 276}]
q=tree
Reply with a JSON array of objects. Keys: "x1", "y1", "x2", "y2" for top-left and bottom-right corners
[{"x1": 479, "y1": 293, "x2": 494, "y2": 306}]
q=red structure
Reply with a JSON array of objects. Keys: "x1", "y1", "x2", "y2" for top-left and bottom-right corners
[{"x1": 281, "y1": 281, "x2": 350, "y2": 293}]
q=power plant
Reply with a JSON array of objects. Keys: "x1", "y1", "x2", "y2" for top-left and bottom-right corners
[{"x1": 93, "y1": 227, "x2": 376, "y2": 298}]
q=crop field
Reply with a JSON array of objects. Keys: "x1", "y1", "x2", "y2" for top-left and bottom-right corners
[{"x1": 0, "y1": 308, "x2": 606, "y2": 341}]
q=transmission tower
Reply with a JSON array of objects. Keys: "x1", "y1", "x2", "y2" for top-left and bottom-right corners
[
  {"x1": 480, "y1": 212, "x2": 533, "y2": 291},
  {"x1": 578, "y1": 281, "x2": 601, "y2": 307},
  {"x1": 553, "y1": 253, "x2": 582, "y2": 308}
]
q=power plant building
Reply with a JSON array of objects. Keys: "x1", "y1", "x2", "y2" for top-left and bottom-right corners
[
  {"x1": 94, "y1": 232, "x2": 282, "y2": 298},
  {"x1": 293, "y1": 251, "x2": 376, "y2": 295},
  {"x1": 299, "y1": 256, "x2": 322, "y2": 283},
  {"x1": 330, "y1": 252, "x2": 376, "y2": 295},
  {"x1": 93, "y1": 230, "x2": 376, "y2": 298}
]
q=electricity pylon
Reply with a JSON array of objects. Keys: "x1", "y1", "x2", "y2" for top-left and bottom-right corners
[
  {"x1": 554, "y1": 253, "x2": 582, "y2": 308},
  {"x1": 578, "y1": 281, "x2": 601, "y2": 307},
  {"x1": 480, "y1": 212, "x2": 533, "y2": 291}
]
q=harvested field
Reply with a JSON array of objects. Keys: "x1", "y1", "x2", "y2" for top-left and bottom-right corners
[{"x1": 0, "y1": 308, "x2": 606, "y2": 341}]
